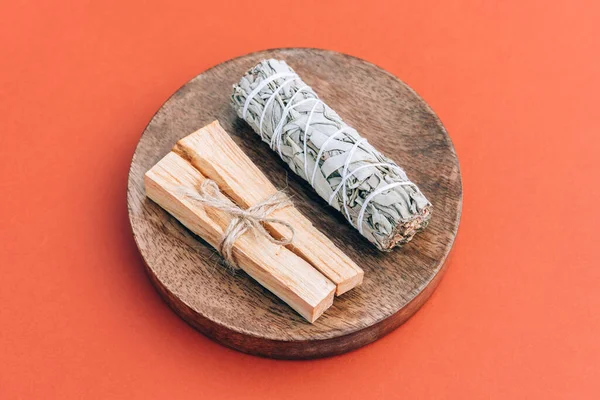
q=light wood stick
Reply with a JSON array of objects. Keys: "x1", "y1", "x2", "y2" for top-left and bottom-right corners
[
  {"x1": 173, "y1": 120, "x2": 363, "y2": 295},
  {"x1": 145, "y1": 152, "x2": 335, "y2": 322}
]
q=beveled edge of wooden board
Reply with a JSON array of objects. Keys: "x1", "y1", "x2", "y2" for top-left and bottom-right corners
[
  {"x1": 140, "y1": 235, "x2": 457, "y2": 359},
  {"x1": 126, "y1": 47, "x2": 463, "y2": 359}
]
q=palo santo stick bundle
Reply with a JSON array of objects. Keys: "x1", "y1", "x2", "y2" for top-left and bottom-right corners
[
  {"x1": 145, "y1": 151, "x2": 335, "y2": 322},
  {"x1": 232, "y1": 59, "x2": 432, "y2": 251},
  {"x1": 174, "y1": 121, "x2": 363, "y2": 295}
]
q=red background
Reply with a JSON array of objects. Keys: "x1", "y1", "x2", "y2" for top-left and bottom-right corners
[{"x1": 1, "y1": 1, "x2": 599, "y2": 398}]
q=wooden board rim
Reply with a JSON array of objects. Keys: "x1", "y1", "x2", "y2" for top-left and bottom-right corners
[{"x1": 127, "y1": 48, "x2": 462, "y2": 358}]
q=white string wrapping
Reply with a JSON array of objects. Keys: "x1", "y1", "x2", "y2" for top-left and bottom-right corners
[
  {"x1": 232, "y1": 59, "x2": 432, "y2": 251},
  {"x1": 248, "y1": 73, "x2": 419, "y2": 234}
]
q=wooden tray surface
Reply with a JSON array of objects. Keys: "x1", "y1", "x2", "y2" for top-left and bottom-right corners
[{"x1": 127, "y1": 48, "x2": 462, "y2": 359}]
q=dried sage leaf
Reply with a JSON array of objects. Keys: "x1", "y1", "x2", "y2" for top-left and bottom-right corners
[{"x1": 231, "y1": 59, "x2": 431, "y2": 251}]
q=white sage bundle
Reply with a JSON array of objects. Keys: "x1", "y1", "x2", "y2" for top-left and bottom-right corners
[{"x1": 231, "y1": 59, "x2": 431, "y2": 251}]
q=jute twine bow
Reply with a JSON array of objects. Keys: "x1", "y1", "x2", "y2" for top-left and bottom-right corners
[{"x1": 179, "y1": 180, "x2": 295, "y2": 269}]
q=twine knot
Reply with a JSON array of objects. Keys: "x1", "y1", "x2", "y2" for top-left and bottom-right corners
[{"x1": 179, "y1": 180, "x2": 295, "y2": 269}]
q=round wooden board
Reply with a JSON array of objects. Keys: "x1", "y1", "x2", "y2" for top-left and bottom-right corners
[{"x1": 127, "y1": 48, "x2": 462, "y2": 359}]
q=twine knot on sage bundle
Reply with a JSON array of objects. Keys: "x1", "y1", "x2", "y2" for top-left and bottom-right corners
[{"x1": 179, "y1": 180, "x2": 295, "y2": 269}]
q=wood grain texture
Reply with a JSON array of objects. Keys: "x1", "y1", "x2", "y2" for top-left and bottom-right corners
[
  {"x1": 127, "y1": 48, "x2": 462, "y2": 359},
  {"x1": 173, "y1": 121, "x2": 363, "y2": 295},
  {"x1": 145, "y1": 152, "x2": 335, "y2": 322}
]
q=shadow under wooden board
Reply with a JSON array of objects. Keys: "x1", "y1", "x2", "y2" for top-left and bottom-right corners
[{"x1": 127, "y1": 48, "x2": 462, "y2": 359}]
